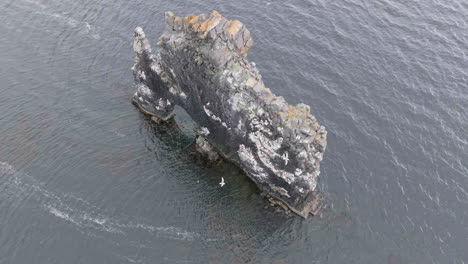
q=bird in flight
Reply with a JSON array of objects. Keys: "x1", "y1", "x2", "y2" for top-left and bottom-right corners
[{"x1": 219, "y1": 177, "x2": 225, "y2": 187}]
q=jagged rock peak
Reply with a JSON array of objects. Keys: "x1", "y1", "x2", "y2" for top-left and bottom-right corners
[{"x1": 163, "y1": 11, "x2": 253, "y2": 56}]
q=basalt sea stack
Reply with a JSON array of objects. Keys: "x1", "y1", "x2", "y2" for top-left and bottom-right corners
[{"x1": 132, "y1": 11, "x2": 327, "y2": 218}]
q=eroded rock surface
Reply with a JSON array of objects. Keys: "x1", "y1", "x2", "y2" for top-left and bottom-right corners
[{"x1": 132, "y1": 11, "x2": 327, "y2": 218}]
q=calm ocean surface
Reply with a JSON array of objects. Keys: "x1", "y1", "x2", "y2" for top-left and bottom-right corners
[{"x1": 1, "y1": 0, "x2": 467, "y2": 263}]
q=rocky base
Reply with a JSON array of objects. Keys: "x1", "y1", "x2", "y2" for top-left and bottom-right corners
[
  {"x1": 194, "y1": 136, "x2": 221, "y2": 164},
  {"x1": 262, "y1": 190, "x2": 321, "y2": 218}
]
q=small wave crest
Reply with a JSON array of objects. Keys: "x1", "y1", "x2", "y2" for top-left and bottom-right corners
[
  {"x1": 44, "y1": 205, "x2": 197, "y2": 241},
  {"x1": 0, "y1": 162, "x2": 16, "y2": 175}
]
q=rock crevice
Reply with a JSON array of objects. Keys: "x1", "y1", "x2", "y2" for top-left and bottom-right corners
[{"x1": 132, "y1": 11, "x2": 327, "y2": 218}]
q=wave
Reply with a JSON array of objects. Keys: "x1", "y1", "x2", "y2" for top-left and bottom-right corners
[
  {"x1": 21, "y1": 0, "x2": 101, "y2": 39},
  {"x1": 0, "y1": 161, "x2": 197, "y2": 241}
]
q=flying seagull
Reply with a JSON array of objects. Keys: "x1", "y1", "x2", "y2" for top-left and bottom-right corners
[{"x1": 219, "y1": 177, "x2": 225, "y2": 187}]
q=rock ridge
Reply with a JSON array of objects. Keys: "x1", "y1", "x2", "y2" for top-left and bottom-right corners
[{"x1": 132, "y1": 11, "x2": 327, "y2": 218}]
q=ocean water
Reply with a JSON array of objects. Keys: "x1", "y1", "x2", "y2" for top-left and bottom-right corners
[{"x1": 0, "y1": 0, "x2": 467, "y2": 263}]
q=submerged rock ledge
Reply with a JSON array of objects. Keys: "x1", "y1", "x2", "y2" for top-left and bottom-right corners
[{"x1": 132, "y1": 11, "x2": 327, "y2": 218}]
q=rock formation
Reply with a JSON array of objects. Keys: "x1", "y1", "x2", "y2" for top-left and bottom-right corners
[{"x1": 132, "y1": 11, "x2": 327, "y2": 218}]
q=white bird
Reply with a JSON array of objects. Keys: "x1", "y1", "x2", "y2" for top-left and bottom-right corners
[{"x1": 219, "y1": 177, "x2": 225, "y2": 187}]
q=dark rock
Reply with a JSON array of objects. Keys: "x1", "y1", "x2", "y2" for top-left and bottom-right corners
[
  {"x1": 131, "y1": 11, "x2": 327, "y2": 218},
  {"x1": 194, "y1": 135, "x2": 221, "y2": 163}
]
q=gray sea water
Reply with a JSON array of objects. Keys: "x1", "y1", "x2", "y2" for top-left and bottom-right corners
[{"x1": 0, "y1": 0, "x2": 467, "y2": 263}]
